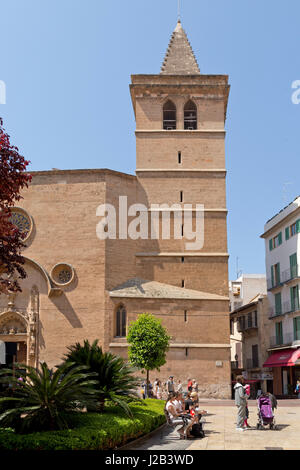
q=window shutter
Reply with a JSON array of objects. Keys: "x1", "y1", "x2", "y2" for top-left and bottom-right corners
[
  {"x1": 297, "y1": 219, "x2": 300, "y2": 233},
  {"x1": 276, "y1": 322, "x2": 283, "y2": 344},
  {"x1": 290, "y1": 287, "x2": 295, "y2": 312},
  {"x1": 275, "y1": 293, "x2": 282, "y2": 315},
  {"x1": 290, "y1": 253, "x2": 297, "y2": 278},
  {"x1": 269, "y1": 239, "x2": 273, "y2": 251},
  {"x1": 271, "y1": 266, "x2": 274, "y2": 288},
  {"x1": 294, "y1": 317, "x2": 300, "y2": 341},
  {"x1": 285, "y1": 227, "x2": 290, "y2": 240},
  {"x1": 297, "y1": 285, "x2": 299, "y2": 311},
  {"x1": 277, "y1": 263, "x2": 281, "y2": 284},
  {"x1": 278, "y1": 232, "x2": 282, "y2": 245}
]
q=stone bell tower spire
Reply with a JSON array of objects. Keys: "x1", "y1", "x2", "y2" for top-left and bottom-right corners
[
  {"x1": 161, "y1": 20, "x2": 200, "y2": 75},
  {"x1": 128, "y1": 20, "x2": 231, "y2": 398}
]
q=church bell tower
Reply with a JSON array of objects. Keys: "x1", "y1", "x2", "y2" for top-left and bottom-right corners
[{"x1": 127, "y1": 20, "x2": 231, "y2": 398}]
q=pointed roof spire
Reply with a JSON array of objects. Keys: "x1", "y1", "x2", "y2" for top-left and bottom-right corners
[{"x1": 160, "y1": 20, "x2": 200, "y2": 75}]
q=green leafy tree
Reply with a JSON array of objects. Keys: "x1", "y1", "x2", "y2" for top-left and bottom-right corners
[
  {"x1": 63, "y1": 339, "x2": 140, "y2": 417},
  {"x1": 127, "y1": 313, "x2": 171, "y2": 398},
  {"x1": 0, "y1": 362, "x2": 98, "y2": 433}
]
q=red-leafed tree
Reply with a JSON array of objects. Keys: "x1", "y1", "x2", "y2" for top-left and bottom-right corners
[{"x1": 0, "y1": 118, "x2": 32, "y2": 294}]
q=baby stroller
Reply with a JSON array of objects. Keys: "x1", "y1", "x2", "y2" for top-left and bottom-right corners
[{"x1": 256, "y1": 393, "x2": 276, "y2": 430}]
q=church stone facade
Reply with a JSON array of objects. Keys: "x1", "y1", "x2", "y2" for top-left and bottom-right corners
[{"x1": 0, "y1": 21, "x2": 231, "y2": 398}]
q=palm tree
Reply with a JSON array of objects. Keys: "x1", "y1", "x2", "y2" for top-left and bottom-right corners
[
  {"x1": 63, "y1": 340, "x2": 141, "y2": 417},
  {"x1": 0, "y1": 361, "x2": 98, "y2": 432}
]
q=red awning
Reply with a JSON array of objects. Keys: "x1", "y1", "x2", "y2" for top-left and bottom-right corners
[{"x1": 263, "y1": 348, "x2": 300, "y2": 368}]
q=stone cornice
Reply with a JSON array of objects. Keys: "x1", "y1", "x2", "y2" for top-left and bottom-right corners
[
  {"x1": 135, "y1": 252, "x2": 229, "y2": 258},
  {"x1": 109, "y1": 342, "x2": 231, "y2": 349},
  {"x1": 135, "y1": 129, "x2": 226, "y2": 134},
  {"x1": 144, "y1": 207, "x2": 227, "y2": 213},
  {"x1": 136, "y1": 168, "x2": 226, "y2": 172},
  {"x1": 28, "y1": 168, "x2": 136, "y2": 180}
]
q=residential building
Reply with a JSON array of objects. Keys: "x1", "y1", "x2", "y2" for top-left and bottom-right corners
[
  {"x1": 230, "y1": 294, "x2": 273, "y2": 396},
  {"x1": 261, "y1": 196, "x2": 300, "y2": 396},
  {"x1": 229, "y1": 274, "x2": 267, "y2": 312},
  {"x1": 230, "y1": 275, "x2": 271, "y2": 396}
]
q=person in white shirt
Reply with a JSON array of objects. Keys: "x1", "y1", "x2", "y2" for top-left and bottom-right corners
[
  {"x1": 176, "y1": 380, "x2": 183, "y2": 393},
  {"x1": 173, "y1": 392, "x2": 185, "y2": 413},
  {"x1": 165, "y1": 394, "x2": 186, "y2": 438},
  {"x1": 165, "y1": 393, "x2": 196, "y2": 439}
]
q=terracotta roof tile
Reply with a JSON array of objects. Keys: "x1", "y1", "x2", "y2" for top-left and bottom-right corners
[{"x1": 109, "y1": 278, "x2": 228, "y2": 300}]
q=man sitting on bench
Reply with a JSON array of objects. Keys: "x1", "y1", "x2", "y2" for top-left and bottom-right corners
[{"x1": 165, "y1": 393, "x2": 195, "y2": 439}]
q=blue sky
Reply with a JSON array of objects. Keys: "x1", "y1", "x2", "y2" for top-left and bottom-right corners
[{"x1": 1, "y1": 0, "x2": 300, "y2": 280}]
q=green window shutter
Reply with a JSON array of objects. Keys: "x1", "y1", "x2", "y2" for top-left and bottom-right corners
[
  {"x1": 269, "y1": 239, "x2": 273, "y2": 251},
  {"x1": 285, "y1": 227, "x2": 290, "y2": 240},
  {"x1": 276, "y1": 322, "x2": 283, "y2": 344},
  {"x1": 296, "y1": 285, "x2": 299, "y2": 311},
  {"x1": 277, "y1": 263, "x2": 280, "y2": 284},
  {"x1": 290, "y1": 253, "x2": 297, "y2": 278},
  {"x1": 294, "y1": 317, "x2": 300, "y2": 341},
  {"x1": 275, "y1": 292, "x2": 282, "y2": 315},
  {"x1": 290, "y1": 287, "x2": 295, "y2": 312},
  {"x1": 297, "y1": 219, "x2": 300, "y2": 233},
  {"x1": 278, "y1": 232, "x2": 282, "y2": 245},
  {"x1": 271, "y1": 266, "x2": 274, "y2": 288}
]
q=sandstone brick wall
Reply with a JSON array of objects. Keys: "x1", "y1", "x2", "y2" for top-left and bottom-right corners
[
  {"x1": 108, "y1": 296, "x2": 231, "y2": 398},
  {"x1": 0, "y1": 70, "x2": 232, "y2": 399},
  {"x1": 9, "y1": 170, "x2": 109, "y2": 366}
]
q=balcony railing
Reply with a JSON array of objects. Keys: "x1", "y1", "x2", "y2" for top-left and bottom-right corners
[
  {"x1": 270, "y1": 333, "x2": 294, "y2": 348},
  {"x1": 267, "y1": 277, "x2": 281, "y2": 290},
  {"x1": 231, "y1": 360, "x2": 242, "y2": 369},
  {"x1": 269, "y1": 301, "x2": 300, "y2": 318},
  {"x1": 282, "y1": 265, "x2": 299, "y2": 283},
  {"x1": 246, "y1": 358, "x2": 259, "y2": 369},
  {"x1": 237, "y1": 321, "x2": 258, "y2": 332},
  {"x1": 267, "y1": 265, "x2": 299, "y2": 290}
]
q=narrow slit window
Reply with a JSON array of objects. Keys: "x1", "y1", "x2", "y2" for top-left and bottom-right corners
[
  {"x1": 184, "y1": 100, "x2": 197, "y2": 130},
  {"x1": 180, "y1": 191, "x2": 183, "y2": 202},
  {"x1": 181, "y1": 224, "x2": 184, "y2": 236},
  {"x1": 182, "y1": 280, "x2": 185, "y2": 288},
  {"x1": 178, "y1": 151, "x2": 181, "y2": 164},
  {"x1": 163, "y1": 100, "x2": 176, "y2": 130},
  {"x1": 181, "y1": 257, "x2": 185, "y2": 263},
  {"x1": 184, "y1": 310, "x2": 187, "y2": 322}
]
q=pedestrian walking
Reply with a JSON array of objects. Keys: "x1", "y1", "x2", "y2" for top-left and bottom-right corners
[
  {"x1": 295, "y1": 380, "x2": 300, "y2": 399},
  {"x1": 192, "y1": 379, "x2": 198, "y2": 393},
  {"x1": 167, "y1": 376, "x2": 175, "y2": 394},
  {"x1": 153, "y1": 378, "x2": 159, "y2": 398},
  {"x1": 234, "y1": 375, "x2": 247, "y2": 432},
  {"x1": 187, "y1": 377, "x2": 193, "y2": 392},
  {"x1": 176, "y1": 379, "x2": 183, "y2": 393},
  {"x1": 155, "y1": 379, "x2": 162, "y2": 399}
]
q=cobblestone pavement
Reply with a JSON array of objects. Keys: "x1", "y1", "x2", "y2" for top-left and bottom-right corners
[{"x1": 124, "y1": 400, "x2": 300, "y2": 451}]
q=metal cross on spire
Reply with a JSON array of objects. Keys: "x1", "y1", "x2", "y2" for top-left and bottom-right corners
[{"x1": 178, "y1": 0, "x2": 181, "y2": 21}]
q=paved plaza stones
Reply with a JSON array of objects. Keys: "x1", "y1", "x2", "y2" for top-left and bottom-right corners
[{"x1": 124, "y1": 400, "x2": 300, "y2": 451}]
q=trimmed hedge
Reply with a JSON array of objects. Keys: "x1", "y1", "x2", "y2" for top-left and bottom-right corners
[{"x1": 0, "y1": 399, "x2": 165, "y2": 450}]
